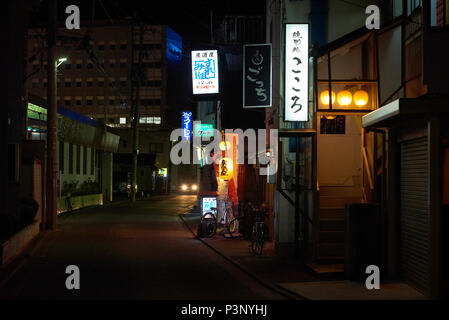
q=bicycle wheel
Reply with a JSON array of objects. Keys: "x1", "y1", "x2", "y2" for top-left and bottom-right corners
[
  {"x1": 228, "y1": 218, "x2": 239, "y2": 236},
  {"x1": 250, "y1": 227, "x2": 258, "y2": 254},
  {"x1": 255, "y1": 230, "x2": 265, "y2": 255}
]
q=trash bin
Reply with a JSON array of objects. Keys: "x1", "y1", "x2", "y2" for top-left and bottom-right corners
[{"x1": 344, "y1": 203, "x2": 382, "y2": 282}]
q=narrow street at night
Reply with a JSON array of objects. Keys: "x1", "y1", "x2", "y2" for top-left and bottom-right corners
[{"x1": 0, "y1": 195, "x2": 284, "y2": 300}]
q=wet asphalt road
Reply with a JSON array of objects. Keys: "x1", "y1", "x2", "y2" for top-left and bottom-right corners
[{"x1": 0, "y1": 195, "x2": 285, "y2": 300}]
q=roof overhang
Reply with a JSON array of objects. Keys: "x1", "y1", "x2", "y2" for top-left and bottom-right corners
[{"x1": 362, "y1": 97, "x2": 449, "y2": 129}]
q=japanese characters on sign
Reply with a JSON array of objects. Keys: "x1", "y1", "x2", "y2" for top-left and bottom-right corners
[
  {"x1": 191, "y1": 50, "x2": 219, "y2": 94},
  {"x1": 243, "y1": 44, "x2": 272, "y2": 108},
  {"x1": 182, "y1": 111, "x2": 192, "y2": 141},
  {"x1": 285, "y1": 24, "x2": 309, "y2": 121},
  {"x1": 193, "y1": 123, "x2": 214, "y2": 137},
  {"x1": 202, "y1": 197, "x2": 217, "y2": 215}
]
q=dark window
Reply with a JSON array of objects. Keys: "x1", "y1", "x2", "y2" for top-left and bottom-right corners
[
  {"x1": 87, "y1": 81, "x2": 92, "y2": 87},
  {"x1": 65, "y1": 81, "x2": 71, "y2": 87},
  {"x1": 69, "y1": 143, "x2": 74, "y2": 174},
  {"x1": 76, "y1": 63, "x2": 82, "y2": 69},
  {"x1": 64, "y1": 99, "x2": 71, "y2": 106},
  {"x1": 44, "y1": 81, "x2": 48, "y2": 88},
  {"x1": 120, "y1": 80, "x2": 127, "y2": 87},
  {"x1": 76, "y1": 144, "x2": 80, "y2": 174},
  {"x1": 87, "y1": 63, "x2": 93, "y2": 69},
  {"x1": 76, "y1": 99, "x2": 82, "y2": 106},
  {"x1": 120, "y1": 44, "x2": 127, "y2": 50},
  {"x1": 150, "y1": 143, "x2": 163, "y2": 153},
  {"x1": 83, "y1": 146, "x2": 87, "y2": 174},
  {"x1": 120, "y1": 62, "x2": 127, "y2": 68},
  {"x1": 76, "y1": 81, "x2": 81, "y2": 87},
  {"x1": 65, "y1": 63, "x2": 71, "y2": 70},
  {"x1": 59, "y1": 141, "x2": 64, "y2": 174},
  {"x1": 110, "y1": 44, "x2": 116, "y2": 50},
  {"x1": 123, "y1": 140, "x2": 127, "y2": 148},
  {"x1": 87, "y1": 99, "x2": 93, "y2": 106},
  {"x1": 90, "y1": 148, "x2": 95, "y2": 175},
  {"x1": 109, "y1": 62, "x2": 115, "y2": 68},
  {"x1": 98, "y1": 81, "x2": 104, "y2": 87},
  {"x1": 109, "y1": 99, "x2": 115, "y2": 105},
  {"x1": 98, "y1": 99, "x2": 105, "y2": 106},
  {"x1": 99, "y1": 44, "x2": 105, "y2": 51},
  {"x1": 110, "y1": 81, "x2": 115, "y2": 87}
]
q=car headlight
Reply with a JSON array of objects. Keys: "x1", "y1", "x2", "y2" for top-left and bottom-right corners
[
  {"x1": 181, "y1": 184, "x2": 188, "y2": 191},
  {"x1": 191, "y1": 184, "x2": 197, "y2": 191}
]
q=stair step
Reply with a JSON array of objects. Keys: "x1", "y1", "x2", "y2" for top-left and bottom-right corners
[
  {"x1": 318, "y1": 242, "x2": 344, "y2": 257},
  {"x1": 319, "y1": 196, "x2": 363, "y2": 209},
  {"x1": 319, "y1": 230, "x2": 344, "y2": 243},
  {"x1": 306, "y1": 263, "x2": 344, "y2": 277},
  {"x1": 319, "y1": 208, "x2": 345, "y2": 219},
  {"x1": 319, "y1": 219, "x2": 344, "y2": 232},
  {"x1": 316, "y1": 256, "x2": 344, "y2": 263}
]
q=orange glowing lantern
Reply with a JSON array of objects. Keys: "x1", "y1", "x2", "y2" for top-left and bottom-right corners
[
  {"x1": 337, "y1": 90, "x2": 352, "y2": 106},
  {"x1": 320, "y1": 90, "x2": 336, "y2": 105},
  {"x1": 353, "y1": 90, "x2": 369, "y2": 107},
  {"x1": 219, "y1": 157, "x2": 233, "y2": 181}
]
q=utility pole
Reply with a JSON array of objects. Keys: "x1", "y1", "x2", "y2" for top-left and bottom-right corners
[
  {"x1": 46, "y1": 0, "x2": 57, "y2": 229},
  {"x1": 130, "y1": 22, "x2": 144, "y2": 202}
]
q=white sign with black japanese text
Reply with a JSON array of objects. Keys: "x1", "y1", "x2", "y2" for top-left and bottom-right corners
[{"x1": 285, "y1": 24, "x2": 309, "y2": 122}]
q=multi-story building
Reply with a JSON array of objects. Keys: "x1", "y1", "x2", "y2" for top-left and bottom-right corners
[
  {"x1": 264, "y1": 0, "x2": 449, "y2": 299},
  {"x1": 26, "y1": 21, "x2": 185, "y2": 194}
]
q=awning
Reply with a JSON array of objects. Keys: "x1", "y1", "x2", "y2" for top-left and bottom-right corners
[{"x1": 362, "y1": 97, "x2": 449, "y2": 129}]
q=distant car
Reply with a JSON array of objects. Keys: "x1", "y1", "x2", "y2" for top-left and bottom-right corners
[{"x1": 179, "y1": 183, "x2": 198, "y2": 194}]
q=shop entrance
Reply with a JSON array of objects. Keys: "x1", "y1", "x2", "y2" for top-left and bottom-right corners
[{"x1": 315, "y1": 113, "x2": 364, "y2": 262}]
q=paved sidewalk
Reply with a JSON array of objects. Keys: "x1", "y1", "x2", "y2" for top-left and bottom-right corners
[{"x1": 180, "y1": 212, "x2": 428, "y2": 300}]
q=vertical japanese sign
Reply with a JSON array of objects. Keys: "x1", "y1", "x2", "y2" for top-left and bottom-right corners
[
  {"x1": 243, "y1": 44, "x2": 272, "y2": 108},
  {"x1": 182, "y1": 111, "x2": 192, "y2": 141},
  {"x1": 191, "y1": 50, "x2": 219, "y2": 94},
  {"x1": 285, "y1": 24, "x2": 309, "y2": 121}
]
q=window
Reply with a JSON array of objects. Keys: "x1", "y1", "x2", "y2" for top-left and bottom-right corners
[
  {"x1": 98, "y1": 97, "x2": 105, "y2": 106},
  {"x1": 109, "y1": 59, "x2": 116, "y2": 68},
  {"x1": 90, "y1": 148, "x2": 95, "y2": 175},
  {"x1": 76, "y1": 144, "x2": 80, "y2": 174},
  {"x1": 109, "y1": 97, "x2": 116, "y2": 105},
  {"x1": 65, "y1": 63, "x2": 71, "y2": 70},
  {"x1": 76, "y1": 97, "x2": 82, "y2": 106},
  {"x1": 43, "y1": 79, "x2": 48, "y2": 88},
  {"x1": 120, "y1": 59, "x2": 127, "y2": 68},
  {"x1": 120, "y1": 78, "x2": 127, "y2": 87},
  {"x1": 98, "y1": 78, "x2": 104, "y2": 87},
  {"x1": 149, "y1": 143, "x2": 163, "y2": 153},
  {"x1": 64, "y1": 98, "x2": 71, "y2": 106},
  {"x1": 120, "y1": 43, "x2": 127, "y2": 50},
  {"x1": 76, "y1": 78, "x2": 82, "y2": 87},
  {"x1": 109, "y1": 78, "x2": 115, "y2": 87},
  {"x1": 407, "y1": 0, "x2": 422, "y2": 15},
  {"x1": 87, "y1": 62, "x2": 93, "y2": 69},
  {"x1": 59, "y1": 141, "x2": 64, "y2": 174},
  {"x1": 139, "y1": 116, "x2": 161, "y2": 124},
  {"x1": 120, "y1": 117, "x2": 126, "y2": 124},
  {"x1": 109, "y1": 43, "x2": 116, "y2": 50},
  {"x1": 65, "y1": 79, "x2": 71, "y2": 87},
  {"x1": 87, "y1": 97, "x2": 93, "y2": 106},
  {"x1": 99, "y1": 43, "x2": 105, "y2": 51},
  {"x1": 83, "y1": 146, "x2": 87, "y2": 174},
  {"x1": 123, "y1": 140, "x2": 127, "y2": 148},
  {"x1": 146, "y1": 80, "x2": 161, "y2": 87},
  {"x1": 32, "y1": 79, "x2": 39, "y2": 88},
  {"x1": 76, "y1": 60, "x2": 82, "y2": 69},
  {"x1": 69, "y1": 143, "x2": 74, "y2": 174},
  {"x1": 87, "y1": 79, "x2": 93, "y2": 87}
]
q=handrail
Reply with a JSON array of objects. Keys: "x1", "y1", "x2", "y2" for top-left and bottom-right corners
[
  {"x1": 317, "y1": 178, "x2": 320, "y2": 191},
  {"x1": 380, "y1": 84, "x2": 404, "y2": 107},
  {"x1": 362, "y1": 146, "x2": 374, "y2": 190}
]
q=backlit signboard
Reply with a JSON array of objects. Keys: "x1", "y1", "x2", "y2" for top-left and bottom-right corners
[
  {"x1": 285, "y1": 24, "x2": 309, "y2": 121},
  {"x1": 182, "y1": 111, "x2": 192, "y2": 141},
  {"x1": 191, "y1": 50, "x2": 219, "y2": 94},
  {"x1": 193, "y1": 123, "x2": 214, "y2": 137},
  {"x1": 243, "y1": 44, "x2": 272, "y2": 108},
  {"x1": 202, "y1": 197, "x2": 217, "y2": 216}
]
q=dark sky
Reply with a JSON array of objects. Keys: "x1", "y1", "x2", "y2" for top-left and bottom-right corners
[{"x1": 28, "y1": 0, "x2": 266, "y2": 42}]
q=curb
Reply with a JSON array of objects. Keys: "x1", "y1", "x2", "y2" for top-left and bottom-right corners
[{"x1": 179, "y1": 214, "x2": 305, "y2": 300}]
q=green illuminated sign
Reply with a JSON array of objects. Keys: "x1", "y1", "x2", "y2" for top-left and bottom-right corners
[{"x1": 193, "y1": 124, "x2": 214, "y2": 137}]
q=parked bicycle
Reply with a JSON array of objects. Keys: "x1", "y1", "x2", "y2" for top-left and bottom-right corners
[
  {"x1": 250, "y1": 206, "x2": 269, "y2": 256},
  {"x1": 198, "y1": 207, "x2": 217, "y2": 238}
]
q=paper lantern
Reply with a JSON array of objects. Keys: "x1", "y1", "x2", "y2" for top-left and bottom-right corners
[
  {"x1": 219, "y1": 157, "x2": 233, "y2": 181},
  {"x1": 337, "y1": 90, "x2": 352, "y2": 106},
  {"x1": 320, "y1": 90, "x2": 336, "y2": 105},
  {"x1": 353, "y1": 90, "x2": 369, "y2": 107}
]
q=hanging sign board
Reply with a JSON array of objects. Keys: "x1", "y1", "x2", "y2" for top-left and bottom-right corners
[
  {"x1": 243, "y1": 44, "x2": 272, "y2": 108},
  {"x1": 191, "y1": 50, "x2": 219, "y2": 94},
  {"x1": 285, "y1": 24, "x2": 309, "y2": 121},
  {"x1": 182, "y1": 111, "x2": 192, "y2": 141}
]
